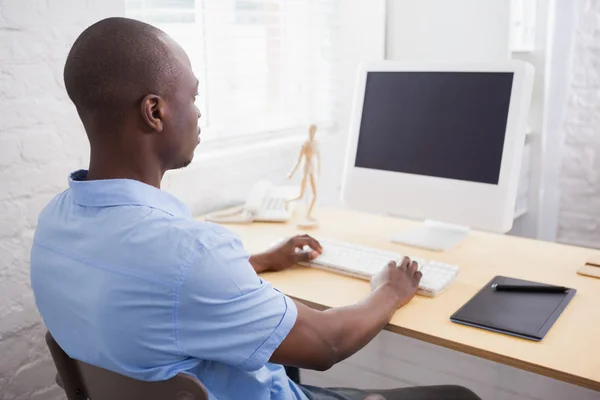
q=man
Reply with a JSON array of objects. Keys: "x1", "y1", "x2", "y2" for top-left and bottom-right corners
[{"x1": 30, "y1": 17, "x2": 480, "y2": 400}]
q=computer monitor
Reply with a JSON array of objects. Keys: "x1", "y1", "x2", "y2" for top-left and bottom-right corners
[{"x1": 341, "y1": 60, "x2": 534, "y2": 251}]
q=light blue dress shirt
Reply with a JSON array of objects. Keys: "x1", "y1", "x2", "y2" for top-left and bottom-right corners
[{"x1": 30, "y1": 170, "x2": 309, "y2": 400}]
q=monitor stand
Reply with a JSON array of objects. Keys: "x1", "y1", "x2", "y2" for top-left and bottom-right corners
[{"x1": 390, "y1": 220, "x2": 470, "y2": 252}]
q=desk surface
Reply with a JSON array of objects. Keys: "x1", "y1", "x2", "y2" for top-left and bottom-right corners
[{"x1": 201, "y1": 206, "x2": 600, "y2": 391}]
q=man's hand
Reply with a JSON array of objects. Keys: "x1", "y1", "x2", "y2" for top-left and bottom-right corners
[
  {"x1": 370, "y1": 257, "x2": 422, "y2": 309},
  {"x1": 249, "y1": 235, "x2": 323, "y2": 273}
]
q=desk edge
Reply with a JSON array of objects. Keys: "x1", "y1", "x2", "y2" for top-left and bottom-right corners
[{"x1": 291, "y1": 297, "x2": 600, "y2": 392}]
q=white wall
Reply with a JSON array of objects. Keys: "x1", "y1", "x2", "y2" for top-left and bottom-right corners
[
  {"x1": 313, "y1": 0, "x2": 387, "y2": 208},
  {"x1": 386, "y1": 0, "x2": 510, "y2": 62},
  {"x1": 506, "y1": 0, "x2": 554, "y2": 240},
  {"x1": 0, "y1": 2, "x2": 123, "y2": 399},
  {"x1": 536, "y1": 0, "x2": 579, "y2": 242},
  {"x1": 557, "y1": 0, "x2": 600, "y2": 248}
]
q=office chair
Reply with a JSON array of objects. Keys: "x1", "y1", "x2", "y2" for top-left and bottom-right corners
[{"x1": 45, "y1": 331, "x2": 209, "y2": 400}]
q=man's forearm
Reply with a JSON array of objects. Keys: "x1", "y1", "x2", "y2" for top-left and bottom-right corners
[
  {"x1": 320, "y1": 285, "x2": 400, "y2": 365},
  {"x1": 271, "y1": 284, "x2": 406, "y2": 371},
  {"x1": 271, "y1": 261, "x2": 418, "y2": 371}
]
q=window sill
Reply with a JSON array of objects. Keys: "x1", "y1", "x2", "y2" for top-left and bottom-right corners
[
  {"x1": 196, "y1": 133, "x2": 306, "y2": 163},
  {"x1": 163, "y1": 124, "x2": 340, "y2": 183},
  {"x1": 185, "y1": 124, "x2": 337, "y2": 165},
  {"x1": 164, "y1": 134, "x2": 305, "y2": 180},
  {"x1": 161, "y1": 126, "x2": 342, "y2": 214}
]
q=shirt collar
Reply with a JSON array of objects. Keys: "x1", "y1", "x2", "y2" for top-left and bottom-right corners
[{"x1": 68, "y1": 170, "x2": 190, "y2": 218}]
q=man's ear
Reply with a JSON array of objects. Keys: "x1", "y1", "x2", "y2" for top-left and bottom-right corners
[{"x1": 141, "y1": 94, "x2": 165, "y2": 132}]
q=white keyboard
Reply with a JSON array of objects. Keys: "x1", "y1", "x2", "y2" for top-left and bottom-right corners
[{"x1": 295, "y1": 238, "x2": 459, "y2": 297}]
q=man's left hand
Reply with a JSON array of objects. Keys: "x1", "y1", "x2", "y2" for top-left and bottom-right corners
[{"x1": 250, "y1": 235, "x2": 323, "y2": 273}]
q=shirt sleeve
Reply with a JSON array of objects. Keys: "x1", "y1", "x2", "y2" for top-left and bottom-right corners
[{"x1": 176, "y1": 227, "x2": 297, "y2": 371}]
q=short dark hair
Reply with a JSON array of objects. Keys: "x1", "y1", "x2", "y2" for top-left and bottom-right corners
[{"x1": 64, "y1": 17, "x2": 181, "y2": 121}]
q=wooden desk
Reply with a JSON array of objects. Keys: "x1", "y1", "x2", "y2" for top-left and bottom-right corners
[{"x1": 202, "y1": 206, "x2": 600, "y2": 391}]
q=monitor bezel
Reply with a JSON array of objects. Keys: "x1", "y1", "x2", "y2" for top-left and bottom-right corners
[{"x1": 341, "y1": 61, "x2": 534, "y2": 233}]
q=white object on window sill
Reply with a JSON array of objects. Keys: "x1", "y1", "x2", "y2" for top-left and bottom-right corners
[
  {"x1": 514, "y1": 206, "x2": 528, "y2": 219},
  {"x1": 510, "y1": 0, "x2": 537, "y2": 52}
]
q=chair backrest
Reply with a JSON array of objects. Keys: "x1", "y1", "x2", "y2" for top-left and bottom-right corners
[{"x1": 45, "y1": 331, "x2": 209, "y2": 400}]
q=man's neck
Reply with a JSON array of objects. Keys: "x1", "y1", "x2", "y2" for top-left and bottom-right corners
[
  {"x1": 83, "y1": 119, "x2": 166, "y2": 188},
  {"x1": 87, "y1": 155, "x2": 164, "y2": 189}
]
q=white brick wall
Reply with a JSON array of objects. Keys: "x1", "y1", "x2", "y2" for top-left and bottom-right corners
[
  {"x1": 558, "y1": 0, "x2": 600, "y2": 248},
  {"x1": 0, "y1": 2, "x2": 126, "y2": 398}
]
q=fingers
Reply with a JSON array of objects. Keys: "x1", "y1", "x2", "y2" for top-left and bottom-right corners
[
  {"x1": 415, "y1": 270, "x2": 423, "y2": 281},
  {"x1": 290, "y1": 235, "x2": 322, "y2": 262},
  {"x1": 399, "y1": 256, "x2": 410, "y2": 269},
  {"x1": 408, "y1": 260, "x2": 418, "y2": 275},
  {"x1": 391, "y1": 257, "x2": 420, "y2": 277},
  {"x1": 291, "y1": 234, "x2": 323, "y2": 253},
  {"x1": 391, "y1": 257, "x2": 410, "y2": 269},
  {"x1": 408, "y1": 260, "x2": 422, "y2": 282},
  {"x1": 294, "y1": 249, "x2": 319, "y2": 263}
]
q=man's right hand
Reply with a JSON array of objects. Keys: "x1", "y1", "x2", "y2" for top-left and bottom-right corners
[{"x1": 370, "y1": 257, "x2": 422, "y2": 309}]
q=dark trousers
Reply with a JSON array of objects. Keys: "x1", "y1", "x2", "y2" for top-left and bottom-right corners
[
  {"x1": 284, "y1": 367, "x2": 480, "y2": 400},
  {"x1": 299, "y1": 385, "x2": 481, "y2": 400},
  {"x1": 285, "y1": 366, "x2": 301, "y2": 384}
]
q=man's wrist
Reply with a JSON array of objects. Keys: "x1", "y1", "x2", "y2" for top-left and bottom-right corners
[
  {"x1": 249, "y1": 254, "x2": 270, "y2": 273},
  {"x1": 371, "y1": 284, "x2": 403, "y2": 316}
]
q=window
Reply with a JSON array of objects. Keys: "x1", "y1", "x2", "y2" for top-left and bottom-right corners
[{"x1": 126, "y1": 0, "x2": 338, "y2": 143}]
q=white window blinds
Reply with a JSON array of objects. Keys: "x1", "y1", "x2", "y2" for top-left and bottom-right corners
[{"x1": 125, "y1": 0, "x2": 337, "y2": 142}]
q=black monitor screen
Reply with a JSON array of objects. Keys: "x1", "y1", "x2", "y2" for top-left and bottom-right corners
[{"x1": 354, "y1": 71, "x2": 514, "y2": 185}]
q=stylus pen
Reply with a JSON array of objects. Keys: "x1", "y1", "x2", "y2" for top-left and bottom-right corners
[{"x1": 491, "y1": 284, "x2": 569, "y2": 293}]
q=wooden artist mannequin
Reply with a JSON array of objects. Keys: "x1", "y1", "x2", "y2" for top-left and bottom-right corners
[{"x1": 287, "y1": 124, "x2": 321, "y2": 228}]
